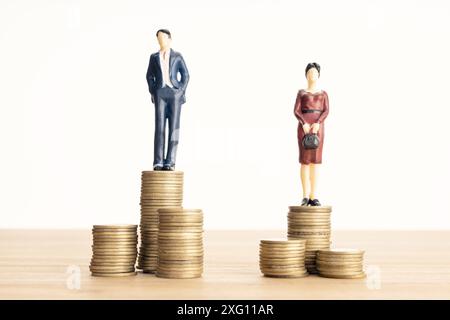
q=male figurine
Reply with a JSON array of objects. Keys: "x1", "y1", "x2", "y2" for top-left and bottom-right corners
[{"x1": 146, "y1": 29, "x2": 190, "y2": 171}]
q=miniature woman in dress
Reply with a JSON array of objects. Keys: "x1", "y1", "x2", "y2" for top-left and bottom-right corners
[{"x1": 294, "y1": 62, "x2": 329, "y2": 206}]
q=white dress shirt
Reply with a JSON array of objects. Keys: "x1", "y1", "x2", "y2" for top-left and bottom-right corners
[{"x1": 159, "y1": 48, "x2": 173, "y2": 88}]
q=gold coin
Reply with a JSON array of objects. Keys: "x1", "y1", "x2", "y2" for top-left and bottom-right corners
[
  {"x1": 93, "y1": 224, "x2": 137, "y2": 229},
  {"x1": 159, "y1": 256, "x2": 203, "y2": 262},
  {"x1": 156, "y1": 262, "x2": 203, "y2": 272},
  {"x1": 260, "y1": 242, "x2": 306, "y2": 248},
  {"x1": 305, "y1": 243, "x2": 332, "y2": 247},
  {"x1": 155, "y1": 273, "x2": 201, "y2": 279},
  {"x1": 93, "y1": 242, "x2": 138, "y2": 247},
  {"x1": 156, "y1": 269, "x2": 203, "y2": 274},
  {"x1": 260, "y1": 246, "x2": 306, "y2": 251},
  {"x1": 92, "y1": 230, "x2": 137, "y2": 235},
  {"x1": 158, "y1": 208, "x2": 202, "y2": 213},
  {"x1": 158, "y1": 249, "x2": 203, "y2": 253},
  {"x1": 140, "y1": 201, "x2": 183, "y2": 206},
  {"x1": 141, "y1": 173, "x2": 184, "y2": 177},
  {"x1": 316, "y1": 260, "x2": 363, "y2": 266},
  {"x1": 260, "y1": 255, "x2": 305, "y2": 261},
  {"x1": 304, "y1": 245, "x2": 332, "y2": 249},
  {"x1": 92, "y1": 247, "x2": 137, "y2": 251},
  {"x1": 288, "y1": 205, "x2": 332, "y2": 211},
  {"x1": 158, "y1": 232, "x2": 203, "y2": 237},
  {"x1": 93, "y1": 235, "x2": 138, "y2": 239},
  {"x1": 288, "y1": 234, "x2": 330, "y2": 238},
  {"x1": 138, "y1": 257, "x2": 158, "y2": 262},
  {"x1": 288, "y1": 215, "x2": 331, "y2": 219},
  {"x1": 159, "y1": 256, "x2": 203, "y2": 261},
  {"x1": 263, "y1": 273, "x2": 308, "y2": 278},
  {"x1": 92, "y1": 244, "x2": 138, "y2": 248},
  {"x1": 260, "y1": 263, "x2": 306, "y2": 268},
  {"x1": 260, "y1": 239, "x2": 306, "y2": 245},
  {"x1": 158, "y1": 240, "x2": 203, "y2": 245},
  {"x1": 316, "y1": 259, "x2": 364, "y2": 265},
  {"x1": 89, "y1": 267, "x2": 135, "y2": 273},
  {"x1": 156, "y1": 265, "x2": 203, "y2": 270},
  {"x1": 90, "y1": 263, "x2": 135, "y2": 268},
  {"x1": 159, "y1": 214, "x2": 203, "y2": 219},
  {"x1": 141, "y1": 182, "x2": 183, "y2": 186},
  {"x1": 158, "y1": 246, "x2": 203, "y2": 251},
  {"x1": 141, "y1": 185, "x2": 184, "y2": 189},
  {"x1": 141, "y1": 176, "x2": 184, "y2": 180},
  {"x1": 318, "y1": 272, "x2": 366, "y2": 279},
  {"x1": 159, "y1": 247, "x2": 204, "y2": 252},
  {"x1": 159, "y1": 219, "x2": 203, "y2": 225},
  {"x1": 92, "y1": 251, "x2": 137, "y2": 256},
  {"x1": 141, "y1": 190, "x2": 183, "y2": 195},
  {"x1": 259, "y1": 254, "x2": 303, "y2": 259},
  {"x1": 157, "y1": 262, "x2": 203, "y2": 268},
  {"x1": 90, "y1": 259, "x2": 135, "y2": 264},
  {"x1": 317, "y1": 249, "x2": 364, "y2": 255},
  {"x1": 141, "y1": 175, "x2": 184, "y2": 179},
  {"x1": 158, "y1": 224, "x2": 203, "y2": 229},
  {"x1": 140, "y1": 202, "x2": 182, "y2": 206},
  {"x1": 91, "y1": 271, "x2": 137, "y2": 277},
  {"x1": 288, "y1": 221, "x2": 331, "y2": 226},
  {"x1": 260, "y1": 249, "x2": 306, "y2": 254},
  {"x1": 317, "y1": 268, "x2": 364, "y2": 274},
  {"x1": 260, "y1": 269, "x2": 308, "y2": 276}
]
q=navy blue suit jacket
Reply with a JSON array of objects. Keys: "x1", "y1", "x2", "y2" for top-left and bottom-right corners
[{"x1": 146, "y1": 49, "x2": 189, "y2": 104}]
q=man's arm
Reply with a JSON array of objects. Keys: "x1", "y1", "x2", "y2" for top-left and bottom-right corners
[
  {"x1": 177, "y1": 54, "x2": 190, "y2": 92},
  {"x1": 146, "y1": 54, "x2": 156, "y2": 96}
]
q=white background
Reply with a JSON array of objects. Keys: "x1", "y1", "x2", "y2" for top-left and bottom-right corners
[{"x1": 1, "y1": 0, "x2": 449, "y2": 229}]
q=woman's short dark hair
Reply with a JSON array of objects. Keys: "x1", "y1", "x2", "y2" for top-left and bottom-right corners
[
  {"x1": 305, "y1": 62, "x2": 321, "y2": 78},
  {"x1": 156, "y1": 29, "x2": 171, "y2": 39}
]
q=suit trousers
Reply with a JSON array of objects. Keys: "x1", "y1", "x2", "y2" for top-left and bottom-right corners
[{"x1": 153, "y1": 86, "x2": 183, "y2": 167}]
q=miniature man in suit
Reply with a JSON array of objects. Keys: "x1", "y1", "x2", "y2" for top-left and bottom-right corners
[{"x1": 146, "y1": 29, "x2": 190, "y2": 171}]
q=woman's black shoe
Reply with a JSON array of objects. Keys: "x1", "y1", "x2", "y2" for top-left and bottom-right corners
[
  {"x1": 308, "y1": 198, "x2": 321, "y2": 206},
  {"x1": 301, "y1": 197, "x2": 309, "y2": 206}
]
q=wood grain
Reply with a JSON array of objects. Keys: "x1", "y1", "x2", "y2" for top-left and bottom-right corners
[{"x1": 0, "y1": 230, "x2": 449, "y2": 299}]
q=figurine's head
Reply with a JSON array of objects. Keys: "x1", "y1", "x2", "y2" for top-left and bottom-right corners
[
  {"x1": 305, "y1": 62, "x2": 321, "y2": 81},
  {"x1": 156, "y1": 29, "x2": 172, "y2": 50}
]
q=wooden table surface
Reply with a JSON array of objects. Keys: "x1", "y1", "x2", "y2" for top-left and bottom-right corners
[{"x1": 0, "y1": 230, "x2": 449, "y2": 299}]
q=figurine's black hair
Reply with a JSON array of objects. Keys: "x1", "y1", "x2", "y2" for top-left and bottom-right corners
[
  {"x1": 156, "y1": 29, "x2": 172, "y2": 39},
  {"x1": 305, "y1": 62, "x2": 321, "y2": 78}
]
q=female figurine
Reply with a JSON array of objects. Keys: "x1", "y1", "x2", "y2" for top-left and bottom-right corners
[{"x1": 294, "y1": 62, "x2": 329, "y2": 206}]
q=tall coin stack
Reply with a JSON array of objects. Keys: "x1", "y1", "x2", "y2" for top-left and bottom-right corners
[
  {"x1": 156, "y1": 208, "x2": 204, "y2": 279},
  {"x1": 137, "y1": 171, "x2": 184, "y2": 273},
  {"x1": 316, "y1": 249, "x2": 366, "y2": 279},
  {"x1": 90, "y1": 225, "x2": 138, "y2": 277},
  {"x1": 259, "y1": 239, "x2": 308, "y2": 278},
  {"x1": 287, "y1": 206, "x2": 332, "y2": 274}
]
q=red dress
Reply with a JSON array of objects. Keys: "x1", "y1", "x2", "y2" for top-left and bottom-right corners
[{"x1": 294, "y1": 89, "x2": 330, "y2": 164}]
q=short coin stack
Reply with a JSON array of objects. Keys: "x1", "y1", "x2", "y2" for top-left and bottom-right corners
[
  {"x1": 156, "y1": 208, "x2": 204, "y2": 279},
  {"x1": 137, "y1": 171, "x2": 184, "y2": 273},
  {"x1": 287, "y1": 206, "x2": 332, "y2": 274},
  {"x1": 259, "y1": 239, "x2": 308, "y2": 278},
  {"x1": 316, "y1": 249, "x2": 366, "y2": 279},
  {"x1": 90, "y1": 225, "x2": 138, "y2": 277}
]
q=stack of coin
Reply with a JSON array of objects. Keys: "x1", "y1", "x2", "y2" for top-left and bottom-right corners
[
  {"x1": 259, "y1": 239, "x2": 308, "y2": 278},
  {"x1": 287, "y1": 206, "x2": 332, "y2": 274},
  {"x1": 316, "y1": 249, "x2": 366, "y2": 279},
  {"x1": 137, "y1": 171, "x2": 184, "y2": 273},
  {"x1": 156, "y1": 208, "x2": 203, "y2": 279},
  {"x1": 90, "y1": 225, "x2": 138, "y2": 277}
]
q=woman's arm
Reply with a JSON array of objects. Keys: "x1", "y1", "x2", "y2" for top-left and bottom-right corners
[
  {"x1": 294, "y1": 90, "x2": 307, "y2": 125},
  {"x1": 316, "y1": 91, "x2": 329, "y2": 124}
]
